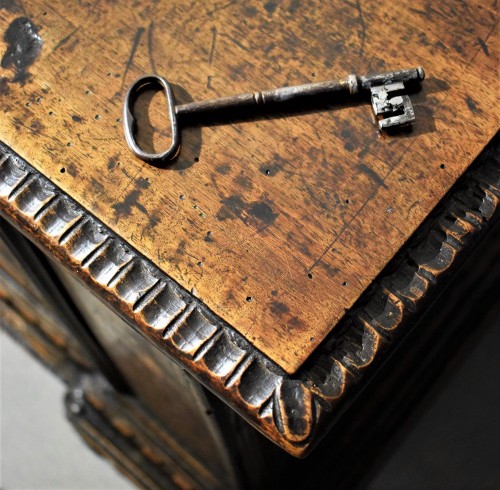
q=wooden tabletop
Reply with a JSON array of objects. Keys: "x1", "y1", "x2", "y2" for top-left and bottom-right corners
[{"x1": 0, "y1": 0, "x2": 497, "y2": 374}]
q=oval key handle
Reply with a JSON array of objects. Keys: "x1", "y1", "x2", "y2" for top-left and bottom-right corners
[{"x1": 123, "y1": 74, "x2": 180, "y2": 164}]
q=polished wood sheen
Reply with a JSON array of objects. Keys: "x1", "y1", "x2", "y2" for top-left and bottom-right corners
[{"x1": 0, "y1": 0, "x2": 497, "y2": 372}]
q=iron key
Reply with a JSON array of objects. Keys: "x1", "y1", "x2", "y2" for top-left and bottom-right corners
[{"x1": 123, "y1": 67, "x2": 425, "y2": 164}]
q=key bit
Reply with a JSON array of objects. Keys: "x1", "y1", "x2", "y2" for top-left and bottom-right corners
[
  {"x1": 370, "y1": 82, "x2": 416, "y2": 129},
  {"x1": 124, "y1": 67, "x2": 425, "y2": 164}
]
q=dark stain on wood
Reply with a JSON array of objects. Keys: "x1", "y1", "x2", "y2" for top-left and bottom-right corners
[
  {"x1": 71, "y1": 115, "x2": 83, "y2": 123},
  {"x1": 0, "y1": 77, "x2": 9, "y2": 95},
  {"x1": 247, "y1": 201, "x2": 277, "y2": 226},
  {"x1": 147, "y1": 213, "x2": 160, "y2": 230},
  {"x1": 112, "y1": 190, "x2": 147, "y2": 218},
  {"x1": 89, "y1": 178, "x2": 105, "y2": 197},
  {"x1": 0, "y1": 0, "x2": 23, "y2": 13},
  {"x1": 66, "y1": 162, "x2": 78, "y2": 177},
  {"x1": 234, "y1": 173, "x2": 254, "y2": 191},
  {"x1": 135, "y1": 177, "x2": 150, "y2": 189},
  {"x1": 217, "y1": 195, "x2": 278, "y2": 228},
  {"x1": 215, "y1": 163, "x2": 231, "y2": 175},
  {"x1": 270, "y1": 300, "x2": 290, "y2": 316},
  {"x1": 30, "y1": 119, "x2": 44, "y2": 134},
  {"x1": 243, "y1": 5, "x2": 258, "y2": 17},
  {"x1": 288, "y1": 0, "x2": 300, "y2": 14},
  {"x1": 288, "y1": 315, "x2": 306, "y2": 330},
  {"x1": 344, "y1": 141, "x2": 356, "y2": 152},
  {"x1": 217, "y1": 195, "x2": 245, "y2": 221},
  {"x1": 176, "y1": 239, "x2": 187, "y2": 257},
  {"x1": 465, "y1": 96, "x2": 480, "y2": 114},
  {"x1": 1, "y1": 17, "x2": 43, "y2": 85},
  {"x1": 107, "y1": 155, "x2": 119, "y2": 170},
  {"x1": 319, "y1": 262, "x2": 340, "y2": 278},
  {"x1": 264, "y1": 1, "x2": 277, "y2": 14},
  {"x1": 434, "y1": 40, "x2": 448, "y2": 52}
]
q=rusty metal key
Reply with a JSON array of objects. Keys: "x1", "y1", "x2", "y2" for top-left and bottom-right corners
[{"x1": 123, "y1": 67, "x2": 425, "y2": 164}]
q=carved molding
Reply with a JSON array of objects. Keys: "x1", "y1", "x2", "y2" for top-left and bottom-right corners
[{"x1": 0, "y1": 137, "x2": 498, "y2": 456}]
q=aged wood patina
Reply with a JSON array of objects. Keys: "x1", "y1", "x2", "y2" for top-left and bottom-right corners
[{"x1": 0, "y1": 0, "x2": 498, "y2": 463}]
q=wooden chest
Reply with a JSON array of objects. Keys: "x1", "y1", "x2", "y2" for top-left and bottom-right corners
[{"x1": 1, "y1": 0, "x2": 498, "y2": 488}]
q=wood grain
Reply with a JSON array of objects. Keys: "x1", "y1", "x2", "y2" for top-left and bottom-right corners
[{"x1": 0, "y1": 0, "x2": 498, "y2": 372}]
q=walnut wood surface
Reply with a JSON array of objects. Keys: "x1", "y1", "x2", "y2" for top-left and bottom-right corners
[{"x1": 0, "y1": 0, "x2": 497, "y2": 372}]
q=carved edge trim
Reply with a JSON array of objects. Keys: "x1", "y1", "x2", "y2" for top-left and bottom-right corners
[{"x1": 0, "y1": 137, "x2": 498, "y2": 457}]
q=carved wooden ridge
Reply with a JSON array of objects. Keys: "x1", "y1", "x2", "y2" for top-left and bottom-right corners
[{"x1": 0, "y1": 138, "x2": 498, "y2": 456}]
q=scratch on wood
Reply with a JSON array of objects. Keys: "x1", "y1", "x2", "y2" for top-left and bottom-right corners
[
  {"x1": 357, "y1": 163, "x2": 389, "y2": 190},
  {"x1": 208, "y1": 26, "x2": 217, "y2": 65},
  {"x1": 219, "y1": 32, "x2": 249, "y2": 52},
  {"x1": 119, "y1": 27, "x2": 145, "y2": 95},
  {"x1": 355, "y1": 0, "x2": 366, "y2": 57},
  {"x1": 206, "y1": 0, "x2": 236, "y2": 16},
  {"x1": 52, "y1": 26, "x2": 80, "y2": 52},
  {"x1": 147, "y1": 22, "x2": 157, "y2": 74},
  {"x1": 476, "y1": 37, "x2": 490, "y2": 57}
]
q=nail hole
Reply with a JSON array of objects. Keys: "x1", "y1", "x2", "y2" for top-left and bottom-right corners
[
  {"x1": 197, "y1": 261, "x2": 203, "y2": 267},
  {"x1": 36, "y1": 97, "x2": 42, "y2": 103},
  {"x1": 207, "y1": 231, "x2": 212, "y2": 237},
  {"x1": 342, "y1": 281, "x2": 348, "y2": 286},
  {"x1": 95, "y1": 114, "x2": 100, "y2": 120},
  {"x1": 48, "y1": 111, "x2": 54, "y2": 116},
  {"x1": 25, "y1": 102, "x2": 30, "y2": 107},
  {"x1": 265, "y1": 169, "x2": 271, "y2": 176},
  {"x1": 310, "y1": 337, "x2": 315, "y2": 341},
  {"x1": 307, "y1": 273, "x2": 313, "y2": 279},
  {"x1": 246, "y1": 296, "x2": 253, "y2": 302},
  {"x1": 194, "y1": 157, "x2": 199, "y2": 162},
  {"x1": 345, "y1": 199, "x2": 350, "y2": 204},
  {"x1": 66, "y1": 142, "x2": 72, "y2": 147},
  {"x1": 85, "y1": 90, "x2": 91, "y2": 95},
  {"x1": 60, "y1": 167, "x2": 66, "y2": 173},
  {"x1": 42, "y1": 12, "x2": 47, "y2": 15},
  {"x1": 179, "y1": 194, "x2": 186, "y2": 200},
  {"x1": 193, "y1": 204, "x2": 198, "y2": 209},
  {"x1": 440, "y1": 164, "x2": 446, "y2": 169},
  {"x1": 116, "y1": 117, "x2": 121, "y2": 123},
  {"x1": 312, "y1": 72, "x2": 316, "y2": 78}
]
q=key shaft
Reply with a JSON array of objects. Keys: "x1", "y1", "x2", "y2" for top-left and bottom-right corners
[
  {"x1": 175, "y1": 67, "x2": 424, "y2": 118},
  {"x1": 175, "y1": 78, "x2": 354, "y2": 116}
]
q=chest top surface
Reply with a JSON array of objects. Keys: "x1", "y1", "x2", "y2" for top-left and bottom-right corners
[{"x1": 0, "y1": 0, "x2": 497, "y2": 372}]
